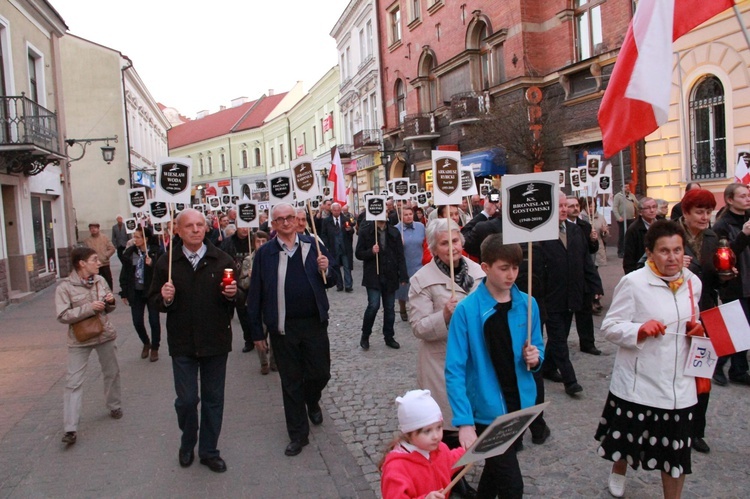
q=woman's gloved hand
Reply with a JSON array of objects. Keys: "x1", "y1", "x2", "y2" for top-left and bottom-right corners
[{"x1": 638, "y1": 320, "x2": 666, "y2": 342}]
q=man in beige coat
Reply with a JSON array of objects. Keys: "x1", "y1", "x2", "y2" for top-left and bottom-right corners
[{"x1": 83, "y1": 222, "x2": 116, "y2": 291}]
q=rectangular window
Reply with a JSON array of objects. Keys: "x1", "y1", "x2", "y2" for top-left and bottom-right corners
[
  {"x1": 220, "y1": 153, "x2": 226, "y2": 172},
  {"x1": 207, "y1": 156, "x2": 213, "y2": 174},
  {"x1": 388, "y1": 4, "x2": 402, "y2": 45},
  {"x1": 410, "y1": 0, "x2": 421, "y2": 23},
  {"x1": 28, "y1": 53, "x2": 38, "y2": 103},
  {"x1": 340, "y1": 53, "x2": 347, "y2": 81},
  {"x1": 321, "y1": 118, "x2": 325, "y2": 144},
  {"x1": 270, "y1": 148, "x2": 275, "y2": 167},
  {"x1": 359, "y1": 29, "x2": 366, "y2": 62},
  {"x1": 362, "y1": 98, "x2": 371, "y2": 129},
  {"x1": 371, "y1": 94, "x2": 378, "y2": 129},
  {"x1": 303, "y1": 132, "x2": 307, "y2": 152},
  {"x1": 199, "y1": 158, "x2": 204, "y2": 175},
  {"x1": 242, "y1": 149, "x2": 248, "y2": 169},
  {"x1": 366, "y1": 21, "x2": 374, "y2": 57},
  {"x1": 279, "y1": 144, "x2": 284, "y2": 164},
  {"x1": 31, "y1": 196, "x2": 56, "y2": 274},
  {"x1": 575, "y1": 0, "x2": 603, "y2": 61},
  {"x1": 345, "y1": 47, "x2": 351, "y2": 79},
  {"x1": 312, "y1": 126, "x2": 317, "y2": 148}
]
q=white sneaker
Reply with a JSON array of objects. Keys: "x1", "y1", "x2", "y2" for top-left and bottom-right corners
[{"x1": 608, "y1": 472, "x2": 626, "y2": 497}]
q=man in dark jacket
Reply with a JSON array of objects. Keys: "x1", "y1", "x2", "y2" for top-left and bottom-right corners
[
  {"x1": 220, "y1": 227, "x2": 255, "y2": 352},
  {"x1": 320, "y1": 202, "x2": 355, "y2": 292},
  {"x1": 538, "y1": 193, "x2": 602, "y2": 397},
  {"x1": 355, "y1": 219, "x2": 408, "y2": 350},
  {"x1": 623, "y1": 197, "x2": 658, "y2": 274},
  {"x1": 247, "y1": 203, "x2": 338, "y2": 457},
  {"x1": 712, "y1": 183, "x2": 750, "y2": 385},
  {"x1": 149, "y1": 208, "x2": 238, "y2": 473},
  {"x1": 566, "y1": 196, "x2": 603, "y2": 356}
]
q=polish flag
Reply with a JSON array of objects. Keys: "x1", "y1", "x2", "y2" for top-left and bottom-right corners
[
  {"x1": 598, "y1": 0, "x2": 733, "y2": 157},
  {"x1": 701, "y1": 300, "x2": 750, "y2": 357},
  {"x1": 329, "y1": 146, "x2": 347, "y2": 205},
  {"x1": 735, "y1": 154, "x2": 750, "y2": 185}
]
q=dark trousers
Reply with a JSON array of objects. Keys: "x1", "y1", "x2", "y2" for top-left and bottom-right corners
[
  {"x1": 694, "y1": 392, "x2": 710, "y2": 439},
  {"x1": 334, "y1": 253, "x2": 353, "y2": 290},
  {"x1": 475, "y1": 423, "x2": 524, "y2": 499},
  {"x1": 234, "y1": 301, "x2": 253, "y2": 346},
  {"x1": 574, "y1": 293, "x2": 596, "y2": 350},
  {"x1": 129, "y1": 288, "x2": 161, "y2": 349},
  {"x1": 362, "y1": 287, "x2": 396, "y2": 339},
  {"x1": 269, "y1": 317, "x2": 331, "y2": 442},
  {"x1": 172, "y1": 354, "x2": 228, "y2": 459},
  {"x1": 529, "y1": 369, "x2": 547, "y2": 437},
  {"x1": 542, "y1": 311, "x2": 578, "y2": 385},
  {"x1": 116, "y1": 246, "x2": 126, "y2": 264},
  {"x1": 99, "y1": 265, "x2": 114, "y2": 292}
]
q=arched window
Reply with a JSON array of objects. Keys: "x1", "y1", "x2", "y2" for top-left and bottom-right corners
[
  {"x1": 241, "y1": 149, "x2": 248, "y2": 169},
  {"x1": 254, "y1": 147, "x2": 261, "y2": 166},
  {"x1": 690, "y1": 76, "x2": 726, "y2": 180},
  {"x1": 418, "y1": 51, "x2": 438, "y2": 112},
  {"x1": 396, "y1": 80, "x2": 406, "y2": 124}
]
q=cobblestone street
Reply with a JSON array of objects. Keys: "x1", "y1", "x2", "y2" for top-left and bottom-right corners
[{"x1": 0, "y1": 246, "x2": 748, "y2": 497}]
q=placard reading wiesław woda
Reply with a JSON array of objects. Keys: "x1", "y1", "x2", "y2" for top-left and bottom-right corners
[
  {"x1": 501, "y1": 172, "x2": 559, "y2": 245},
  {"x1": 155, "y1": 158, "x2": 192, "y2": 205}
]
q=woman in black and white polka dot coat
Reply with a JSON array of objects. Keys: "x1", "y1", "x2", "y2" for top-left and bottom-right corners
[{"x1": 595, "y1": 220, "x2": 704, "y2": 499}]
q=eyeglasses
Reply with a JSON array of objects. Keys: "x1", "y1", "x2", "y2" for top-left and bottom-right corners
[{"x1": 273, "y1": 215, "x2": 296, "y2": 225}]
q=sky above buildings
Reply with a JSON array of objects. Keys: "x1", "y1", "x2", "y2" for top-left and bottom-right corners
[{"x1": 52, "y1": 0, "x2": 351, "y2": 119}]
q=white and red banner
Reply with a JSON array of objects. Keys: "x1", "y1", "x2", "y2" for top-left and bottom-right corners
[
  {"x1": 322, "y1": 113, "x2": 333, "y2": 133},
  {"x1": 598, "y1": 0, "x2": 733, "y2": 157},
  {"x1": 702, "y1": 300, "x2": 750, "y2": 357},
  {"x1": 735, "y1": 151, "x2": 750, "y2": 185},
  {"x1": 329, "y1": 146, "x2": 347, "y2": 205}
]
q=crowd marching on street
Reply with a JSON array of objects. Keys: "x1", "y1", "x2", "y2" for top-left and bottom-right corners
[{"x1": 30, "y1": 181, "x2": 749, "y2": 499}]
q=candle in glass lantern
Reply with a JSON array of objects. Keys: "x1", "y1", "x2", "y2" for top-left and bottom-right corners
[{"x1": 713, "y1": 238, "x2": 736, "y2": 277}]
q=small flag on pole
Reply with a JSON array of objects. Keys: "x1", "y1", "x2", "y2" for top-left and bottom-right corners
[{"x1": 701, "y1": 300, "x2": 750, "y2": 357}]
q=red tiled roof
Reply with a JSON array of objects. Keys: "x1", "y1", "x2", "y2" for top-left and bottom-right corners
[
  {"x1": 233, "y1": 92, "x2": 288, "y2": 132},
  {"x1": 168, "y1": 100, "x2": 259, "y2": 149},
  {"x1": 167, "y1": 92, "x2": 288, "y2": 149}
]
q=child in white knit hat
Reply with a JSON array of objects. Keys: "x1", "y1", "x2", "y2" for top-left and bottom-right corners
[{"x1": 379, "y1": 389, "x2": 466, "y2": 499}]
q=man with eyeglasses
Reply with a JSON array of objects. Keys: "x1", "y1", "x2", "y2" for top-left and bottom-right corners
[{"x1": 247, "y1": 203, "x2": 338, "y2": 457}]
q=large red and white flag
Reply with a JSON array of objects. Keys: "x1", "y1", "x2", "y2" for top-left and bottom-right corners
[
  {"x1": 598, "y1": 0, "x2": 733, "y2": 157},
  {"x1": 701, "y1": 300, "x2": 750, "y2": 357},
  {"x1": 329, "y1": 146, "x2": 347, "y2": 205}
]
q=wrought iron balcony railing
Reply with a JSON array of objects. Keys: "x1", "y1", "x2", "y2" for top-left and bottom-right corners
[
  {"x1": 353, "y1": 129, "x2": 382, "y2": 150},
  {"x1": 0, "y1": 95, "x2": 61, "y2": 154},
  {"x1": 450, "y1": 92, "x2": 489, "y2": 123},
  {"x1": 403, "y1": 113, "x2": 438, "y2": 140}
]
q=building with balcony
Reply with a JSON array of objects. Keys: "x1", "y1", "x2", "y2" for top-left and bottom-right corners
[
  {"x1": 59, "y1": 34, "x2": 169, "y2": 241},
  {"x1": 0, "y1": 0, "x2": 68, "y2": 305},
  {"x1": 168, "y1": 84, "x2": 304, "y2": 206},
  {"x1": 331, "y1": 0, "x2": 385, "y2": 212},
  {"x1": 376, "y1": 0, "x2": 633, "y2": 191}
]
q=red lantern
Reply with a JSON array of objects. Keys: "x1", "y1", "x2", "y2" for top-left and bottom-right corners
[
  {"x1": 713, "y1": 239, "x2": 736, "y2": 277},
  {"x1": 221, "y1": 268, "x2": 235, "y2": 290}
]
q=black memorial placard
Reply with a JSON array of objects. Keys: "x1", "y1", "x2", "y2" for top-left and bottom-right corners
[
  {"x1": 507, "y1": 182, "x2": 554, "y2": 232},
  {"x1": 159, "y1": 162, "x2": 190, "y2": 197}
]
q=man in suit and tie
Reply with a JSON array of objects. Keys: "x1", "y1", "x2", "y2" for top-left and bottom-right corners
[
  {"x1": 320, "y1": 202, "x2": 355, "y2": 292},
  {"x1": 537, "y1": 192, "x2": 602, "y2": 397}
]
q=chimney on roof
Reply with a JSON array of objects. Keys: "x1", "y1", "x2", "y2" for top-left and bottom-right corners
[
  {"x1": 196, "y1": 110, "x2": 209, "y2": 119},
  {"x1": 219, "y1": 105, "x2": 227, "y2": 111},
  {"x1": 268, "y1": 89, "x2": 274, "y2": 96},
  {"x1": 231, "y1": 97, "x2": 247, "y2": 108}
]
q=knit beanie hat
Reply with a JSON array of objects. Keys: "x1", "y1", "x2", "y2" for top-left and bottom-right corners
[{"x1": 396, "y1": 389, "x2": 443, "y2": 433}]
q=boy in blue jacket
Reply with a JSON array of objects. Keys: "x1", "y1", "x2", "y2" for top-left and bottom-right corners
[{"x1": 445, "y1": 234, "x2": 544, "y2": 499}]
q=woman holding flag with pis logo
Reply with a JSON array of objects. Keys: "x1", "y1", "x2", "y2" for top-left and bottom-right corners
[{"x1": 595, "y1": 220, "x2": 706, "y2": 498}]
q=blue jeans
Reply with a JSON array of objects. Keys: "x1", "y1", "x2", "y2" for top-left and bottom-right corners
[
  {"x1": 335, "y1": 254, "x2": 353, "y2": 290},
  {"x1": 130, "y1": 288, "x2": 161, "y2": 349},
  {"x1": 362, "y1": 287, "x2": 396, "y2": 340},
  {"x1": 172, "y1": 354, "x2": 227, "y2": 459}
]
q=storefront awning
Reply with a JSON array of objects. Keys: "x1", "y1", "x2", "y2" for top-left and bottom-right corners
[{"x1": 462, "y1": 148, "x2": 506, "y2": 176}]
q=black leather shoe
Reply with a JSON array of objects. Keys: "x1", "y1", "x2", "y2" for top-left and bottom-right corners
[
  {"x1": 581, "y1": 346, "x2": 602, "y2": 356},
  {"x1": 360, "y1": 335, "x2": 370, "y2": 350},
  {"x1": 179, "y1": 448, "x2": 194, "y2": 468},
  {"x1": 565, "y1": 382, "x2": 583, "y2": 396},
  {"x1": 337, "y1": 287, "x2": 344, "y2": 292},
  {"x1": 285, "y1": 438, "x2": 309, "y2": 456},
  {"x1": 531, "y1": 424, "x2": 551, "y2": 445},
  {"x1": 385, "y1": 339, "x2": 400, "y2": 349},
  {"x1": 200, "y1": 456, "x2": 227, "y2": 472},
  {"x1": 242, "y1": 343, "x2": 254, "y2": 353},
  {"x1": 729, "y1": 373, "x2": 750, "y2": 386},
  {"x1": 542, "y1": 370, "x2": 563, "y2": 383},
  {"x1": 692, "y1": 437, "x2": 710, "y2": 453},
  {"x1": 308, "y1": 403, "x2": 323, "y2": 425},
  {"x1": 712, "y1": 370, "x2": 728, "y2": 386},
  {"x1": 345, "y1": 288, "x2": 353, "y2": 293}
]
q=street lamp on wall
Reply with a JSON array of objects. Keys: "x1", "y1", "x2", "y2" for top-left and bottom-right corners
[{"x1": 65, "y1": 135, "x2": 119, "y2": 164}]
